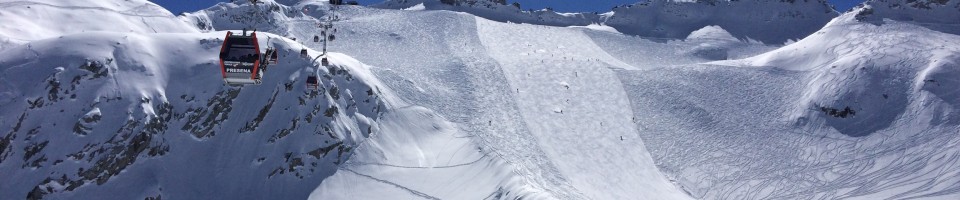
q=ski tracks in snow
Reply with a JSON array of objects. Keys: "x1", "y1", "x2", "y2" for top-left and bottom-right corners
[
  {"x1": 342, "y1": 168, "x2": 442, "y2": 200},
  {"x1": 344, "y1": 152, "x2": 490, "y2": 169}
]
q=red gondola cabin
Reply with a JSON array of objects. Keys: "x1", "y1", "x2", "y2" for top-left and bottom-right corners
[{"x1": 219, "y1": 31, "x2": 277, "y2": 85}]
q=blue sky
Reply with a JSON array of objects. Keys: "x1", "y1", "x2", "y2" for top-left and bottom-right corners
[{"x1": 154, "y1": 0, "x2": 865, "y2": 15}]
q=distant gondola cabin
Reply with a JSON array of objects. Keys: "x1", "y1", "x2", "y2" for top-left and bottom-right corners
[{"x1": 306, "y1": 75, "x2": 319, "y2": 90}]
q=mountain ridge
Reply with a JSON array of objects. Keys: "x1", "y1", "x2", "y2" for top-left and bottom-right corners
[{"x1": 373, "y1": 0, "x2": 839, "y2": 44}]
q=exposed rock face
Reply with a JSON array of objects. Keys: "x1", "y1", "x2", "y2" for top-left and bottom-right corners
[
  {"x1": 180, "y1": 0, "x2": 305, "y2": 34},
  {"x1": 853, "y1": 0, "x2": 960, "y2": 34},
  {"x1": 0, "y1": 30, "x2": 386, "y2": 199}
]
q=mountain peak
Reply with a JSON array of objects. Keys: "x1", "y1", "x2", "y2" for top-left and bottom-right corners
[
  {"x1": 850, "y1": 0, "x2": 960, "y2": 34},
  {"x1": 606, "y1": 0, "x2": 838, "y2": 44}
]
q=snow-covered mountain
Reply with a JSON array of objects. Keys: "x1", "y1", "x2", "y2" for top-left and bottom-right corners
[
  {"x1": 374, "y1": 0, "x2": 839, "y2": 44},
  {"x1": 179, "y1": 0, "x2": 310, "y2": 33},
  {"x1": 373, "y1": 0, "x2": 600, "y2": 27},
  {"x1": 667, "y1": 0, "x2": 960, "y2": 198},
  {"x1": 714, "y1": 0, "x2": 960, "y2": 137},
  {"x1": 0, "y1": 0, "x2": 392, "y2": 199},
  {"x1": 852, "y1": 0, "x2": 960, "y2": 34},
  {"x1": 2, "y1": 0, "x2": 960, "y2": 199},
  {"x1": 0, "y1": 0, "x2": 197, "y2": 50},
  {"x1": 605, "y1": 0, "x2": 839, "y2": 44}
]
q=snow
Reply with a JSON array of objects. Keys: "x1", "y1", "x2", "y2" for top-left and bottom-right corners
[
  {"x1": 0, "y1": 0, "x2": 197, "y2": 50},
  {"x1": 310, "y1": 106, "x2": 545, "y2": 200},
  {"x1": 570, "y1": 24, "x2": 621, "y2": 34},
  {"x1": 476, "y1": 16, "x2": 693, "y2": 199},
  {"x1": 374, "y1": 0, "x2": 838, "y2": 44},
  {"x1": 2, "y1": 0, "x2": 960, "y2": 199},
  {"x1": 374, "y1": 0, "x2": 599, "y2": 27},
  {"x1": 708, "y1": 3, "x2": 960, "y2": 137},
  {"x1": 605, "y1": 0, "x2": 838, "y2": 44},
  {"x1": 0, "y1": 1, "x2": 394, "y2": 197},
  {"x1": 402, "y1": 3, "x2": 426, "y2": 11},
  {"x1": 634, "y1": 1, "x2": 960, "y2": 198},
  {"x1": 0, "y1": 29, "x2": 381, "y2": 199},
  {"x1": 852, "y1": 0, "x2": 960, "y2": 35},
  {"x1": 294, "y1": 6, "x2": 743, "y2": 198},
  {"x1": 685, "y1": 25, "x2": 737, "y2": 41}
]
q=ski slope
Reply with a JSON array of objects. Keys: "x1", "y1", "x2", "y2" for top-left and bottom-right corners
[{"x1": 474, "y1": 16, "x2": 695, "y2": 199}]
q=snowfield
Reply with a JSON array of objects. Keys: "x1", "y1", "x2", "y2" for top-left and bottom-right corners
[
  {"x1": 2, "y1": 0, "x2": 960, "y2": 199},
  {"x1": 0, "y1": 0, "x2": 197, "y2": 49}
]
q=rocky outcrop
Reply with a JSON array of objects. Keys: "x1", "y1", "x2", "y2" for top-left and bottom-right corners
[
  {"x1": 852, "y1": 0, "x2": 960, "y2": 34},
  {"x1": 0, "y1": 32, "x2": 385, "y2": 199}
]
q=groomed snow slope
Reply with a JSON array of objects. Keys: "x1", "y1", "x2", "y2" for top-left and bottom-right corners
[{"x1": 473, "y1": 16, "x2": 693, "y2": 199}]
